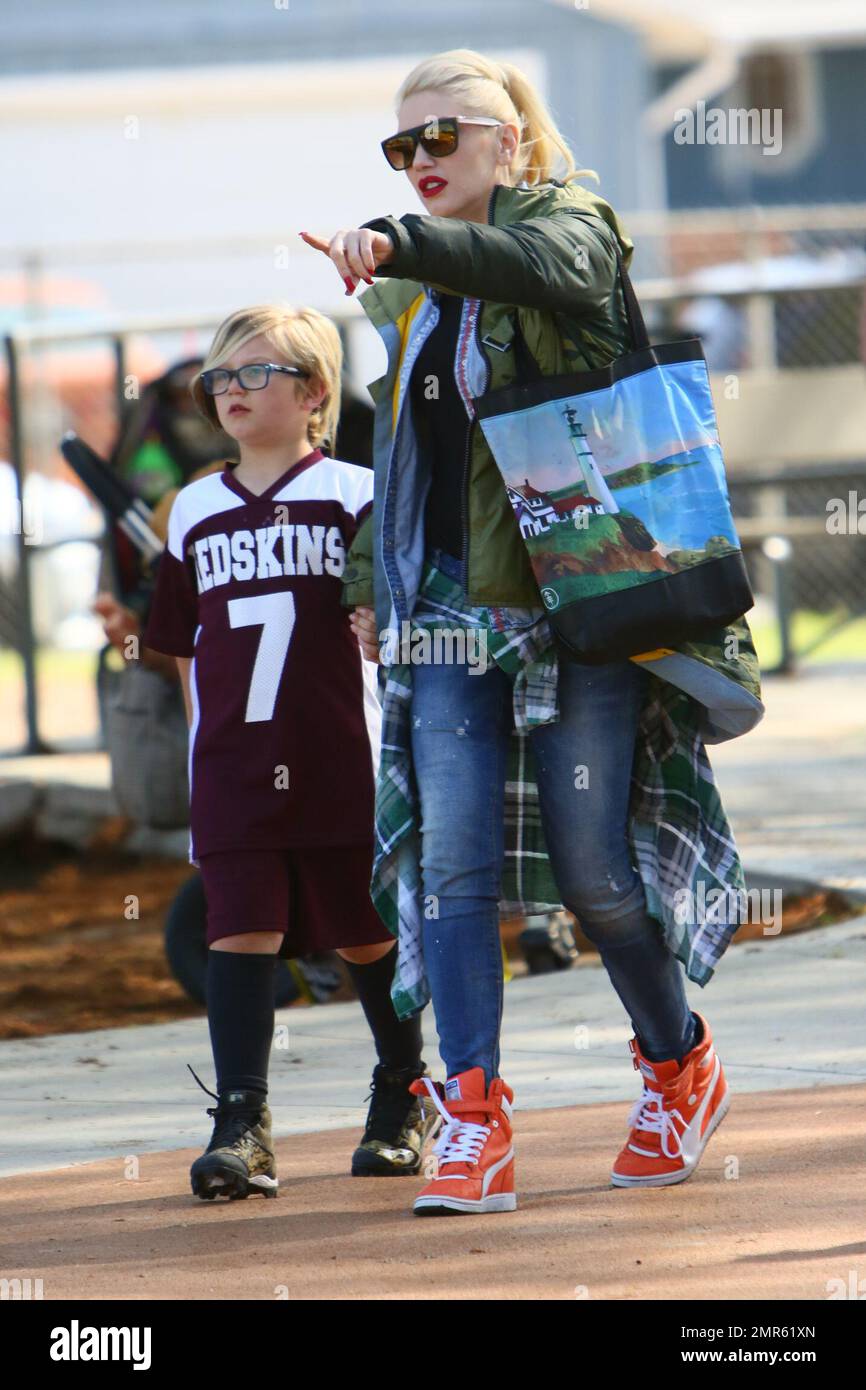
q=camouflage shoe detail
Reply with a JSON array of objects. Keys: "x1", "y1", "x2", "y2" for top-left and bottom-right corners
[
  {"x1": 351, "y1": 1063, "x2": 441, "y2": 1176},
  {"x1": 189, "y1": 1079, "x2": 278, "y2": 1201}
]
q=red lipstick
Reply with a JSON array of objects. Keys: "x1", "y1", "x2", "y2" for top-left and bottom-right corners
[{"x1": 419, "y1": 176, "x2": 448, "y2": 198}]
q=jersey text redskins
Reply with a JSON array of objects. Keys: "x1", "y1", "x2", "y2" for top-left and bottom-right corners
[{"x1": 189, "y1": 523, "x2": 345, "y2": 592}]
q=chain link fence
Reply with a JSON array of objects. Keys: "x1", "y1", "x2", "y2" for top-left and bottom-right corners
[
  {"x1": 627, "y1": 204, "x2": 866, "y2": 671},
  {"x1": 625, "y1": 204, "x2": 866, "y2": 369}
]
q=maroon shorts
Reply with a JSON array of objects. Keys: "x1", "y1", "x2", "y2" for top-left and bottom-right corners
[{"x1": 197, "y1": 844, "x2": 393, "y2": 957}]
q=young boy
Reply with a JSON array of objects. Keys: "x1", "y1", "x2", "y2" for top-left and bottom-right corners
[{"x1": 143, "y1": 304, "x2": 436, "y2": 1199}]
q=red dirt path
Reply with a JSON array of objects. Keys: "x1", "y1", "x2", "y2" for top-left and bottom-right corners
[{"x1": 2, "y1": 1083, "x2": 863, "y2": 1301}]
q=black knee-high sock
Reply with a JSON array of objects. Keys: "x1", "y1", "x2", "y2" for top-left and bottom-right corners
[
  {"x1": 206, "y1": 949, "x2": 276, "y2": 1098},
  {"x1": 342, "y1": 945, "x2": 423, "y2": 1071}
]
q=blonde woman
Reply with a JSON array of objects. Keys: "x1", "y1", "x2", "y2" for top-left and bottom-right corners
[
  {"x1": 143, "y1": 305, "x2": 438, "y2": 1199},
  {"x1": 302, "y1": 49, "x2": 762, "y2": 1216}
]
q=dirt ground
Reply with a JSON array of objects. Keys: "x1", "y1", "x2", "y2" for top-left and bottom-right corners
[
  {"x1": 2, "y1": 1082, "x2": 863, "y2": 1301},
  {"x1": 0, "y1": 830, "x2": 857, "y2": 1041}
]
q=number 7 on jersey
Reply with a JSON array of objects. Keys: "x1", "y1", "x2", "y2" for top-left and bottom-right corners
[{"x1": 228, "y1": 591, "x2": 296, "y2": 723}]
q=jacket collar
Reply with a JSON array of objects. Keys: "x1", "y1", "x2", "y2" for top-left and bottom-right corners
[{"x1": 357, "y1": 179, "x2": 634, "y2": 330}]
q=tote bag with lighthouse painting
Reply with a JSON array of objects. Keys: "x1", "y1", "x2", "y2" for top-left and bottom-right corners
[{"x1": 472, "y1": 227, "x2": 754, "y2": 663}]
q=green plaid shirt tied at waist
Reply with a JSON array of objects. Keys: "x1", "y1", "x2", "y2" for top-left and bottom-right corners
[{"x1": 371, "y1": 557, "x2": 761, "y2": 1020}]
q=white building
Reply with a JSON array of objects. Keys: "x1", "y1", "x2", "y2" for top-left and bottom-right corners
[{"x1": 506, "y1": 485, "x2": 557, "y2": 538}]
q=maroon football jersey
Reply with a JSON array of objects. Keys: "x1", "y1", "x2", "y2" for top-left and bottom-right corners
[{"x1": 143, "y1": 447, "x2": 380, "y2": 863}]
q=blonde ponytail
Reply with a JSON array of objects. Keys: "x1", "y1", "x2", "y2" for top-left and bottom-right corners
[{"x1": 394, "y1": 48, "x2": 599, "y2": 188}]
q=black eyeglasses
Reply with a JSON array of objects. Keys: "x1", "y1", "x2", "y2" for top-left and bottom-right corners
[
  {"x1": 200, "y1": 363, "x2": 310, "y2": 395},
  {"x1": 381, "y1": 115, "x2": 502, "y2": 171}
]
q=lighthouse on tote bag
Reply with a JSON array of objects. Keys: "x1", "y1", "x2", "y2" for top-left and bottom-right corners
[{"x1": 562, "y1": 404, "x2": 620, "y2": 514}]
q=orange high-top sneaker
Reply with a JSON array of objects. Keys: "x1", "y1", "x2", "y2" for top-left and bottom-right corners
[
  {"x1": 610, "y1": 1012, "x2": 730, "y2": 1188},
  {"x1": 409, "y1": 1067, "x2": 516, "y2": 1215}
]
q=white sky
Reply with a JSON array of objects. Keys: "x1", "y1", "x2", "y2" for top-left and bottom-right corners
[{"x1": 551, "y1": 0, "x2": 866, "y2": 59}]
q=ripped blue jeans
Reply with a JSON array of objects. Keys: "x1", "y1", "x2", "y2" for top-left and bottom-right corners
[{"x1": 411, "y1": 550, "x2": 696, "y2": 1086}]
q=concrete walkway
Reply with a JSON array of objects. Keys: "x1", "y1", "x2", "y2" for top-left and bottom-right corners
[{"x1": 1, "y1": 915, "x2": 863, "y2": 1179}]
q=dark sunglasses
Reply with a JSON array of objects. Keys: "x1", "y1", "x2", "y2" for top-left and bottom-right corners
[
  {"x1": 381, "y1": 115, "x2": 502, "y2": 171},
  {"x1": 200, "y1": 363, "x2": 310, "y2": 395}
]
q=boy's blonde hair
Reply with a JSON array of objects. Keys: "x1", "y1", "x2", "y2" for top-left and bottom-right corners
[
  {"x1": 394, "y1": 48, "x2": 599, "y2": 189},
  {"x1": 191, "y1": 304, "x2": 342, "y2": 451}
]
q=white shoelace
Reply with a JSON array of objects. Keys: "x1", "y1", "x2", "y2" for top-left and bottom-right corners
[
  {"x1": 628, "y1": 1086, "x2": 685, "y2": 1159},
  {"x1": 434, "y1": 1117, "x2": 491, "y2": 1166},
  {"x1": 419, "y1": 1077, "x2": 491, "y2": 1168}
]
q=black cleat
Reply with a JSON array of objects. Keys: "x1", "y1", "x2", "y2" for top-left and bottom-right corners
[
  {"x1": 351, "y1": 1063, "x2": 440, "y2": 1177},
  {"x1": 188, "y1": 1067, "x2": 278, "y2": 1201}
]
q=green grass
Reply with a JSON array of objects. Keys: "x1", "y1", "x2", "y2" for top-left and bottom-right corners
[
  {"x1": 750, "y1": 610, "x2": 866, "y2": 668},
  {"x1": 0, "y1": 648, "x2": 101, "y2": 680}
]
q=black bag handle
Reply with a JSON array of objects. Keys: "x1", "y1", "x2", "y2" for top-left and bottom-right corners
[
  {"x1": 609, "y1": 233, "x2": 651, "y2": 353},
  {"x1": 509, "y1": 218, "x2": 650, "y2": 382}
]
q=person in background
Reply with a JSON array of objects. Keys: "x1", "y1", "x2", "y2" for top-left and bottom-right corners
[{"x1": 113, "y1": 358, "x2": 233, "y2": 507}]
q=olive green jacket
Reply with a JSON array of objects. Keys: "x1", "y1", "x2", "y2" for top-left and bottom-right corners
[
  {"x1": 342, "y1": 177, "x2": 763, "y2": 741},
  {"x1": 342, "y1": 176, "x2": 636, "y2": 612}
]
